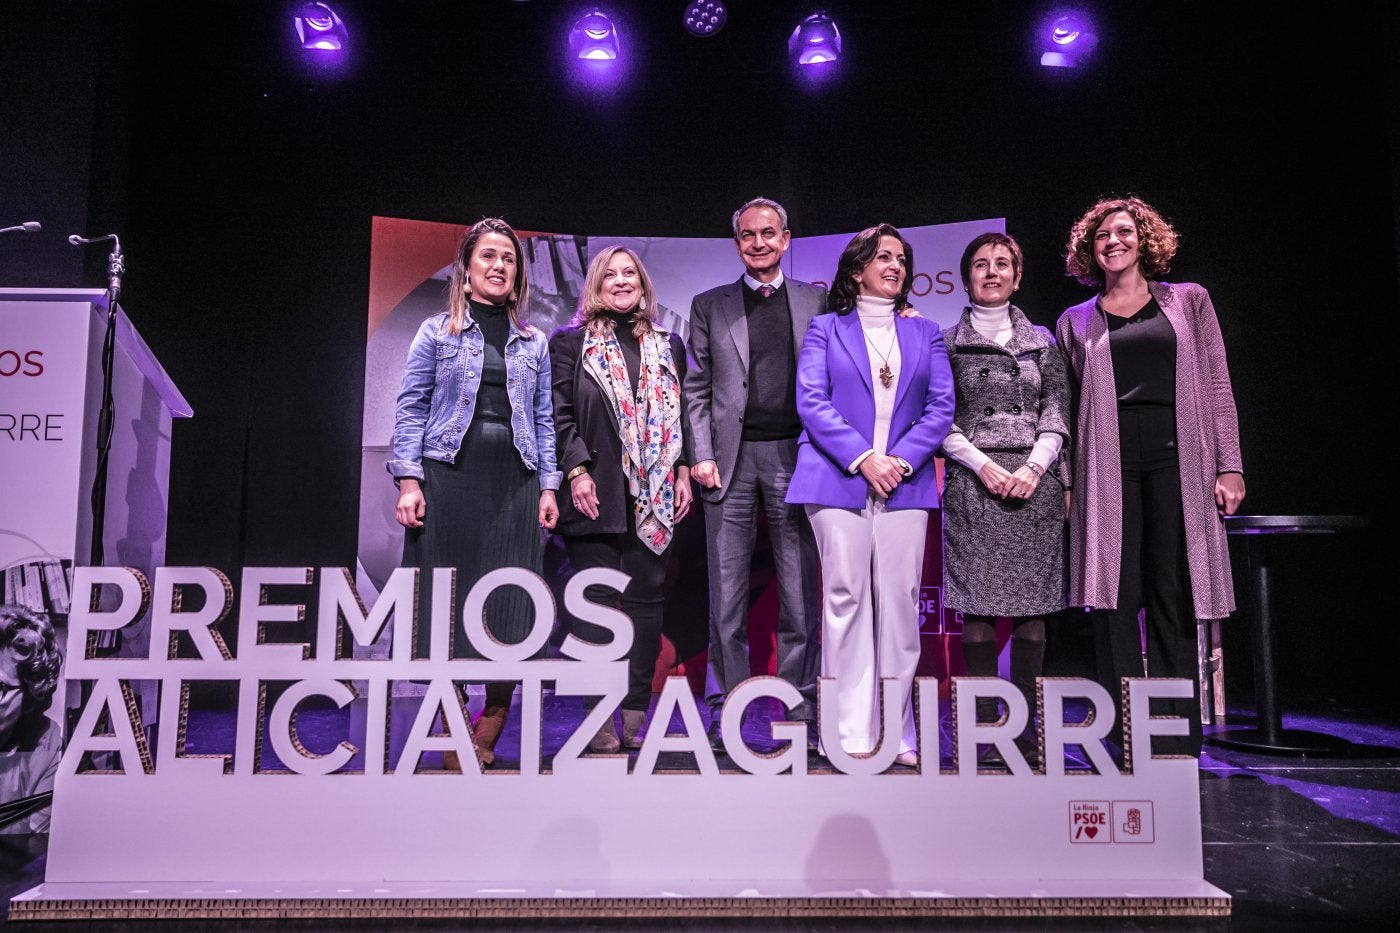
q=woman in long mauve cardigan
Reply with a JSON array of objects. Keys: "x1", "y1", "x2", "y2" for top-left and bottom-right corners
[{"x1": 1056, "y1": 196, "x2": 1245, "y2": 759}]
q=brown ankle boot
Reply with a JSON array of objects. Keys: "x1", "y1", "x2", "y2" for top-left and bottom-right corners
[
  {"x1": 471, "y1": 683, "x2": 515, "y2": 766},
  {"x1": 587, "y1": 714, "x2": 621, "y2": 754},
  {"x1": 621, "y1": 709, "x2": 647, "y2": 749},
  {"x1": 472, "y1": 706, "x2": 508, "y2": 766}
]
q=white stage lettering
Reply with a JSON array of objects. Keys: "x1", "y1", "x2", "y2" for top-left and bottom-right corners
[
  {"x1": 64, "y1": 564, "x2": 1189, "y2": 781},
  {"x1": 46, "y1": 563, "x2": 1216, "y2": 897}
]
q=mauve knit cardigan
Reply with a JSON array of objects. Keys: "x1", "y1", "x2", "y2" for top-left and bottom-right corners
[{"x1": 1055, "y1": 280, "x2": 1244, "y2": 620}]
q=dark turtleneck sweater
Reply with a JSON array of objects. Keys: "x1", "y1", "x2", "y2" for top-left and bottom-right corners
[
  {"x1": 604, "y1": 311, "x2": 643, "y2": 390},
  {"x1": 470, "y1": 299, "x2": 512, "y2": 423},
  {"x1": 597, "y1": 312, "x2": 687, "y2": 469}
]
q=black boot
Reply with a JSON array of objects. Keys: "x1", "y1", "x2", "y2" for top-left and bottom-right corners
[
  {"x1": 1010, "y1": 635, "x2": 1046, "y2": 769},
  {"x1": 961, "y1": 637, "x2": 1006, "y2": 769}
]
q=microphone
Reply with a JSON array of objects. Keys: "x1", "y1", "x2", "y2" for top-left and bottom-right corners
[
  {"x1": 69, "y1": 233, "x2": 119, "y2": 247},
  {"x1": 68, "y1": 232, "x2": 125, "y2": 298},
  {"x1": 0, "y1": 221, "x2": 42, "y2": 234}
]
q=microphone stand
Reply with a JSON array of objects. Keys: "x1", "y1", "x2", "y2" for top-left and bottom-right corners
[{"x1": 89, "y1": 241, "x2": 125, "y2": 570}]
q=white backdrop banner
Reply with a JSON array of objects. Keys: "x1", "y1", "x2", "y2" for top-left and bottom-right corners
[{"x1": 358, "y1": 216, "x2": 1004, "y2": 593}]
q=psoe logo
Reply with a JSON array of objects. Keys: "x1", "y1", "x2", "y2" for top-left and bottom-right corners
[
  {"x1": 0, "y1": 349, "x2": 44, "y2": 377},
  {"x1": 1068, "y1": 800, "x2": 1111, "y2": 843}
]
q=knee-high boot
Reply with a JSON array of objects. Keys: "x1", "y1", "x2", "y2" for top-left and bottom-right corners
[
  {"x1": 961, "y1": 637, "x2": 1002, "y2": 724},
  {"x1": 1010, "y1": 635, "x2": 1046, "y2": 767}
]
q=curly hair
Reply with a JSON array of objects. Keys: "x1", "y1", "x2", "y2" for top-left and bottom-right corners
[
  {"x1": 828, "y1": 223, "x2": 915, "y2": 316},
  {"x1": 1064, "y1": 196, "x2": 1179, "y2": 287},
  {"x1": 0, "y1": 604, "x2": 62, "y2": 716},
  {"x1": 447, "y1": 217, "x2": 531, "y2": 335},
  {"x1": 572, "y1": 246, "x2": 659, "y2": 338}
]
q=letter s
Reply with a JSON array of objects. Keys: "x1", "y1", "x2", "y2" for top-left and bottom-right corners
[{"x1": 557, "y1": 567, "x2": 633, "y2": 661}]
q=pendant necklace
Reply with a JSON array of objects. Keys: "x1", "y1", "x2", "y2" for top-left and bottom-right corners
[{"x1": 863, "y1": 325, "x2": 897, "y2": 389}]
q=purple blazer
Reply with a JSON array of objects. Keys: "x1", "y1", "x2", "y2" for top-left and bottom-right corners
[{"x1": 786, "y1": 310, "x2": 955, "y2": 510}]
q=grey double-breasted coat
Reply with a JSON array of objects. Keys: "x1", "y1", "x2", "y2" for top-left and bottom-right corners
[{"x1": 940, "y1": 306, "x2": 1071, "y2": 616}]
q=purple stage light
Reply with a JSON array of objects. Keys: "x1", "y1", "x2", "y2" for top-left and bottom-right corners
[
  {"x1": 293, "y1": 2, "x2": 347, "y2": 52},
  {"x1": 570, "y1": 9, "x2": 621, "y2": 61},
  {"x1": 788, "y1": 12, "x2": 842, "y2": 67},
  {"x1": 1039, "y1": 11, "x2": 1098, "y2": 69},
  {"x1": 684, "y1": 1, "x2": 727, "y2": 38}
]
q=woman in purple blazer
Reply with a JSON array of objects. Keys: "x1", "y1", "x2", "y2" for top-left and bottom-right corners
[
  {"x1": 1056, "y1": 196, "x2": 1245, "y2": 759},
  {"x1": 786, "y1": 224, "x2": 955, "y2": 767}
]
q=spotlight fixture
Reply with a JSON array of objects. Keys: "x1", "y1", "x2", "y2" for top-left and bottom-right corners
[
  {"x1": 684, "y1": 1, "x2": 727, "y2": 38},
  {"x1": 570, "y1": 8, "x2": 621, "y2": 61},
  {"x1": 1039, "y1": 12, "x2": 1098, "y2": 68},
  {"x1": 292, "y1": 1, "x2": 347, "y2": 52},
  {"x1": 788, "y1": 12, "x2": 842, "y2": 67}
]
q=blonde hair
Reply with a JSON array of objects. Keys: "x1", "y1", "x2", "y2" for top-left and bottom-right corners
[
  {"x1": 446, "y1": 218, "x2": 530, "y2": 336},
  {"x1": 572, "y1": 246, "x2": 659, "y2": 338}
]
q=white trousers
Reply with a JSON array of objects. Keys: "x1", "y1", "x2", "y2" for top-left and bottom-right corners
[{"x1": 807, "y1": 496, "x2": 928, "y2": 755}]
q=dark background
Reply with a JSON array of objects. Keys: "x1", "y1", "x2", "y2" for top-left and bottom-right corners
[{"x1": 3, "y1": 2, "x2": 1397, "y2": 712}]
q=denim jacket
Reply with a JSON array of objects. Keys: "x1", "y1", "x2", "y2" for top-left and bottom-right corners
[{"x1": 388, "y1": 311, "x2": 562, "y2": 491}]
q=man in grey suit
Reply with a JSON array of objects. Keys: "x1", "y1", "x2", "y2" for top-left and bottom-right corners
[{"x1": 685, "y1": 197, "x2": 824, "y2": 746}]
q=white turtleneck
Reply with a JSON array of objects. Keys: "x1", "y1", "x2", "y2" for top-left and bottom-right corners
[
  {"x1": 942, "y1": 302, "x2": 1064, "y2": 477},
  {"x1": 969, "y1": 301, "x2": 1014, "y2": 346},
  {"x1": 847, "y1": 295, "x2": 912, "y2": 476}
]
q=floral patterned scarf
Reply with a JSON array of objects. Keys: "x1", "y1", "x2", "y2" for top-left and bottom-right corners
[{"x1": 581, "y1": 324, "x2": 684, "y2": 554}]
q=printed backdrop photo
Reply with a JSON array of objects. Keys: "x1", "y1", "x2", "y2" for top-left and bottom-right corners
[{"x1": 357, "y1": 215, "x2": 1006, "y2": 681}]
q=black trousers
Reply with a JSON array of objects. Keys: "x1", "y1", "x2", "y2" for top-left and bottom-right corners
[
  {"x1": 563, "y1": 510, "x2": 670, "y2": 712},
  {"x1": 1091, "y1": 406, "x2": 1202, "y2": 757}
]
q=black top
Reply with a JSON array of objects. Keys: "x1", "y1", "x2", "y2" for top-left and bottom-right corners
[
  {"x1": 1106, "y1": 297, "x2": 1176, "y2": 407},
  {"x1": 470, "y1": 299, "x2": 512, "y2": 423},
  {"x1": 741, "y1": 281, "x2": 801, "y2": 441},
  {"x1": 604, "y1": 312, "x2": 643, "y2": 390}
]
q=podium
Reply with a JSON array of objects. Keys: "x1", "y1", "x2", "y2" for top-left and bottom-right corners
[{"x1": 0, "y1": 287, "x2": 190, "y2": 635}]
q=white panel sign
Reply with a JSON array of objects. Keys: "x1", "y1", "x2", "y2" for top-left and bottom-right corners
[
  {"x1": 0, "y1": 297, "x2": 95, "y2": 569},
  {"x1": 49, "y1": 565, "x2": 1213, "y2": 893}
]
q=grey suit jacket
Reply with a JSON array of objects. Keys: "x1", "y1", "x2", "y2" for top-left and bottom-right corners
[{"x1": 684, "y1": 276, "x2": 828, "y2": 503}]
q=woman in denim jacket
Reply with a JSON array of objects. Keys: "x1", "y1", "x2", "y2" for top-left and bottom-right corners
[{"x1": 388, "y1": 217, "x2": 562, "y2": 766}]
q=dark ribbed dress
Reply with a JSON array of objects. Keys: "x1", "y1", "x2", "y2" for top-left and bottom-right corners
[{"x1": 402, "y1": 301, "x2": 545, "y2": 660}]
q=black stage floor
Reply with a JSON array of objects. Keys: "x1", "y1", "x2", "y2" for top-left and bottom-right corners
[{"x1": 3, "y1": 695, "x2": 1397, "y2": 931}]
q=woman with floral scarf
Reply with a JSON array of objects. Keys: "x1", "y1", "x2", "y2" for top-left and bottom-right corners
[{"x1": 550, "y1": 246, "x2": 693, "y2": 753}]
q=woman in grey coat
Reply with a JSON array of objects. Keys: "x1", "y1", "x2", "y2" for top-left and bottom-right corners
[
  {"x1": 1056, "y1": 196, "x2": 1245, "y2": 759},
  {"x1": 941, "y1": 233, "x2": 1070, "y2": 767}
]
